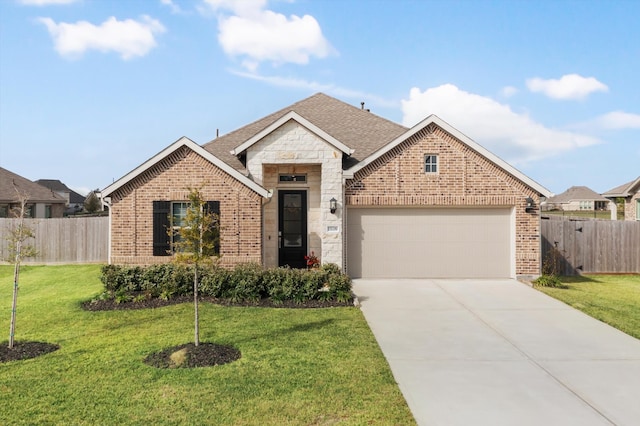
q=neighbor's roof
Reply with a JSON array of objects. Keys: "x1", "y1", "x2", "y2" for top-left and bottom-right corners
[
  {"x1": 35, "y1": 179, "x2": 86, "y2": 204},
  {"x1": 547, "y1": 186, "x2": 609, "y2": 203},
  {"x1": 0, "y1": 167, "x2": 66, "y2": 203},
  {"x1": 602, "y1": 176, "x2": 640, "y2": 197},
  {"x1": 202, "y1": 92, "x2": 408, "y2": 172}
]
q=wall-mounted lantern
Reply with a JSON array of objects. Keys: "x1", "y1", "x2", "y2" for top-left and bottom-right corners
[
  {"x1": 329, "y1": 197, "x2": 337, "y2": 214},
  {"x1": 525, "y1": 197, "x2": 535, "y2": 213}
]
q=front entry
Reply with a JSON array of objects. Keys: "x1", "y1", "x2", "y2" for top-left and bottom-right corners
[{"x1": 278, "y1": 190, "x2": 307, "y2": 268}]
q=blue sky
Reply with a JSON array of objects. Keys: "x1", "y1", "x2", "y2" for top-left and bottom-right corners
[{"x1": 1, "y1": 0, "x2": 638, "y2": 196}]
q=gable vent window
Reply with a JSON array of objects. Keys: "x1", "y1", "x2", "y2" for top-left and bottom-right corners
[
  {"x1": 279, "y1": 174, "x2": 307, "y2": 183},
  {"x1": 424, "y1": 155, "x2": 438, "y2": 174}
]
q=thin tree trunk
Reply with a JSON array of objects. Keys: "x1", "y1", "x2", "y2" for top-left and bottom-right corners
[
  {"x1": 9, "y1": 219, "x2": 24, "y2": 349},
  {"x1": 194, "y1": 263, "x2": 199, "y2": 347}
]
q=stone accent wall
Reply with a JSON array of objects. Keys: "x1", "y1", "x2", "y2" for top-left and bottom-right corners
[
  {"x1": 109, "y1": 146, "x2": 262, "y2": 265},
  {"x1": 246, "y1": 120, "x2": 343, "y2": 267},
  {"x1": 345, "y1": 125, "x2": 542, "y2": 276}
]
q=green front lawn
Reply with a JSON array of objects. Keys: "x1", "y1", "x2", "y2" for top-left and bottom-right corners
[
  {"x1": 537, "y1": 275, "x2": 640, "y2": 339},
  {"x1": 0, "y1": 265, "x2": 415, "y2": 425}
]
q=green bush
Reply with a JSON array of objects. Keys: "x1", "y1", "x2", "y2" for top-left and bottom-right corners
[
  {"x1": 99, "y1": 262, "x2": 353, "y2": 304},
  {"x1": 226, "y1": 263, "x2": 265, "y2": 302},
  {"x1": 199, "y1": 264, "x2": 231, "y2": 297},
  {"x1": 533, "y1": 274, "x2": 567, "y2": 289}
]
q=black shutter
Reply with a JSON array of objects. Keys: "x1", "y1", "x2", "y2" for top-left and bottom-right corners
[
  {"x1": 205, "y1": 201, "x2": 220, "y2": 255},
  {"x1": 153, "y1": 201, "x2": 171, "y2": 256}
]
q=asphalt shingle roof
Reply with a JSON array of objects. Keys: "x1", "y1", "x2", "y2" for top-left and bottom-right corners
[
  {"x1": 0, "y1": 167, "x2": 65, "y2": 203},
  {"x1": 35, "y1": 179, "x2": 86, "y2": 204},
  {"x1": 202, "y1": 93, "x2": 408, "y2": 172},
  {"x1": 547, "y1": 186, "x2": 609, "y2": 203},
  {"x1": 602, "y1": 176, "x2": 640, "y2": 197}
]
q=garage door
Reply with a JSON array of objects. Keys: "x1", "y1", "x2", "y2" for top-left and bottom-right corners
[{"x1": 347, "y1": 208, "x2": 512, "y2": 278}]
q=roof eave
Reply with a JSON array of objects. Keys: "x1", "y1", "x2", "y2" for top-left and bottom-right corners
[
  {"x1": 230, "y1": 111, "x2": 355, "y2": 157},
  {"x1": 344, "y1": 115, "x2": 552, "y2": 198},
  {"x1": 101, "y1": 136, "x2": 270, "y2": 198}
]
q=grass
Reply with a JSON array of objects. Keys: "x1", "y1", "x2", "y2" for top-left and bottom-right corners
[
  {"x1": 0, "y1": 265, "x2": 415, "y2": 425},
  {"x1": 537, "y1": 274, "x2": 640, "y2": 339},
  {"x1": 542, "y1": 210, "x2": 614, "y2": 220}
]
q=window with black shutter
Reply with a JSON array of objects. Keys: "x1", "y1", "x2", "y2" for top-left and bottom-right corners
[
  {"x1": 152, "y1": 201, "x2": 171, "y2": 256},
  {"x1": 205, "y1": 201, "x2": 220, "y2": 256}
]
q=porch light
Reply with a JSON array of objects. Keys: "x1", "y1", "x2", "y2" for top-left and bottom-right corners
[
  {"x1": 329, "y1": 197, "x2": 337, "y2": 214},
  {"x1": 525, "y1": 197, "x2": 535, "y2": 213}
]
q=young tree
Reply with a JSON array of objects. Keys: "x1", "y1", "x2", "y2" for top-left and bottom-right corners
[
  {"x1": 84, "y1": 190, "x2": 101, "y2": 214},
  {"x1": 5, "y1": 188, "x2": 37, "y2": 349},
  {"x1": 172, "y1": 186, "x2": 220, "y2": 346}
]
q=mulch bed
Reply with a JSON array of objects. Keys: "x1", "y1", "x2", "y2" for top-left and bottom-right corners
[
  {"x1": 82, "y1": 296, "x2": 354, "y2": 311},
  {"x1": 143, "y1": 342, "x2": 241, "y2": 368},
  {"x1": 0, "y1": 341, "x2": 60, "y2": 363}
]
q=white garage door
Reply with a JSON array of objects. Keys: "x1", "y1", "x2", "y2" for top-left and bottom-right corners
[{"x1": 347, "y1": 208, "x2": 513, "y2": 278}]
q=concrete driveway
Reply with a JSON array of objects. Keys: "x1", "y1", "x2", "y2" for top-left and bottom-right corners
[{"x1": 353, "y1": 279, "x2": 640, "y2": 426}]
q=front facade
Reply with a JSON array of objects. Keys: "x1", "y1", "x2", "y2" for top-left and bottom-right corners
[
  {"x1": 603, "y1": 177, "x2": 640, "y2": 221},
  {"x1": 101, "y1": 94, "x2": 551, "y2": 278}
]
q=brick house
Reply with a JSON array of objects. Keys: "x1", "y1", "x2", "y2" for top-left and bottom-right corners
[
  {"x1": 602, "y1": 176, "x2": 640, "y2": 221},
  {"x1": 100, "y1": 93, "x2": 551, "y2": 278}
]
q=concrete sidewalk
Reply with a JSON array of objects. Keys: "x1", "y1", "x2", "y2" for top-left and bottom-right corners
[{"x1": 353, "y1": 279, "x2": 640, "y2": 426}]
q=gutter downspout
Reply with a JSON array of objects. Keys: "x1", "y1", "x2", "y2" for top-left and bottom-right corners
[{"x1": 98, "y1": 194, "x2": 112, "y2": 265}]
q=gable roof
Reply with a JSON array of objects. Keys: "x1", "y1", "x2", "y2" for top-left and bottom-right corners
[
  {"x1": 0, "y1": 167, "x2": 65, "y2": 203},
  {"x1": 203, "y1": 93, "x2": 407, "y2": 171},
  {"x1": 343, "y1": 114, "x2": 552, "y2": 197},
  {"x1": 35, "y1": 179, "x2": 86, "y2": 204},
  {"x1": 100, "y1": 137, "x2": 270, "y2": 198},
  {"x1": 602, "y1": 176, "x2": 640, "y2": 197},
  {"x1": 230, "y1": 111, "x2": 355, "y2": 156},
  {"x1": 547, "y1": 186, "x2": 609, "y2": 203}
]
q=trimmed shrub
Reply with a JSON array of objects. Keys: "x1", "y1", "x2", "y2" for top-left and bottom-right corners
[
  {"x1": 226, "y1": 263, "x2": 265, "y2": 302},
  {"x1": 199, "y1": 264, "x2": 231, "y2": 298},
  {"x1": 99, "y1": 262, "x2": 353, "y2": 304}
]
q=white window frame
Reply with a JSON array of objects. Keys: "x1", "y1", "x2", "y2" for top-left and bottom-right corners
[
  {"x1": 424, "y1": 154, "x2": 438, "y2": 174},
  {"x1": 171, "y1": 201, "x2": 190, "y2": 250},
  {"x1": 636, "y1": 199, "x2": 640, "y2": 220}
]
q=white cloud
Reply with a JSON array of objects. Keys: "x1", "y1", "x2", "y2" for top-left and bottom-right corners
[
  {"x1": 19, "y1": 0, "x2": 79, "y2": 5},
  {"x1": 526, "y1": 74, "x2": 608, "y2": 100},
  {"x1": 500, "y1": 86, "x2": 518, "y2": 98},
  {"x1": 38, "y1": 16, "x2": 165, "y2": 60},
  {"x1": 204, "y1": 0, "x2": 334, "y2": 71},
  {"x1": 401, "y1": 84, "x2": 599, "y2": 164},
  {"x1": 160, "y1": 0, "x2": 183, "y2": 14},
  {"x1": 230, "y1": 69, "x2": 398, "y2": 108},
  {"x1": 595, "y1": 111, "x2": 640, "y2": 129}
]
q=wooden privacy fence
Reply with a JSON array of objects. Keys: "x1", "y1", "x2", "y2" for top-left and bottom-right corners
[
  {"x1": 0, "y1": 216, "x2": 108, "y2": 264},
  {"x1": 541, "y1": 217, "x2": 640, "y2": 275}
]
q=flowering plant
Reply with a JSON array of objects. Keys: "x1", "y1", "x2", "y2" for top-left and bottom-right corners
[{"x1": 304, "y1": 251, "x2": 320, "y2": 269}]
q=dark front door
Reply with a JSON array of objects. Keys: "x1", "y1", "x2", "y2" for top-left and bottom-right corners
[{"x1": 278, "y1": 190, "x2": 307, "y2": 268}]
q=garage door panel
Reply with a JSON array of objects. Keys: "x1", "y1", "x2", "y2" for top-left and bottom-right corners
[{"x1": 347, "y1": 208, "x2": 512, "y2": 278}]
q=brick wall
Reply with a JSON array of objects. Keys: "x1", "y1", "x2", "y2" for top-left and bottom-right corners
[
  {"x1": 345, "y1": 125, "x2": 542, "y2": 276},
  {"x1": 626, "y1": 192, "x2": 639, "y2": 221},
  {"x1": 109, "y1": 146, "x2": 262, "y2": 266}
]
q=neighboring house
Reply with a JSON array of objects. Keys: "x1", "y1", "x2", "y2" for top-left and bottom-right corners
[
  {"x1": 0, "y1": 167, "x2": 66, "y2": 218},
  {"x1": 543, "y1": 186, "x2": 610, "y2": 211},
  {"x1": 602, "y1": 176, "x2": 640, "y2": 221},
  {"x1": 100, "y1": 93, "x2": 551, "y2": 279},
  {"x1": 35, "y1": 179, "x2": 86, "y2": 215}
]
